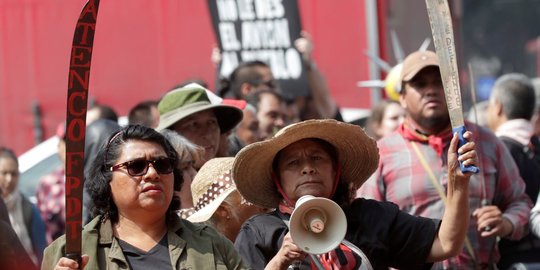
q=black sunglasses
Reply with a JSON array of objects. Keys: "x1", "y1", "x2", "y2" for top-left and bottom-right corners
[
  {"x1": 250, "y1": 79, "x2": 279, "y2": 89},
  {"x1": 110, "y1": 157, "x2": 174, "y2": 176}
]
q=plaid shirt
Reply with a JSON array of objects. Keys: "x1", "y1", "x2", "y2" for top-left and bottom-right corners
[
  {"x1": 35, "y1": 167, "x2": 65, "y2": 244},
  {"x1": 358, "y1": 122, "x2": 532, "y2": 269}
]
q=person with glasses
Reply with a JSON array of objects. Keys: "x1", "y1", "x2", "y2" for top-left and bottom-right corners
[
  {"x1": 217, "y1": 32, "x2": 342, "y2": 123},
  {"x1": 218, "y1": 60, "x2": 277, "y2": 100},
  {"x1": 42, "y1": 125, "x2": 245, "y2": 270}
]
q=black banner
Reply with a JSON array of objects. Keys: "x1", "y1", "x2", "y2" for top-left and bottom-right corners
[{"x1": 207, "y1": 0, "x2": 308, "y2": 98}]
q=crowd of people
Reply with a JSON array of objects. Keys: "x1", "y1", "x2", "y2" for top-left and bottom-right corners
[{"x1": 1, "y1": 32, "x2": 540, "y2": 270}]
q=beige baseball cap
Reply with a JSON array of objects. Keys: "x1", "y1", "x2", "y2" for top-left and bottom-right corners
[{"x1": 400, "y1": 50, "x2": 440, "y2": 82}]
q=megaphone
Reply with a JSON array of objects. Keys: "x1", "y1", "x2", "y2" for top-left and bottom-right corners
[{"x1": 289, "y1": 195, "x2": 347, "y2": 255}]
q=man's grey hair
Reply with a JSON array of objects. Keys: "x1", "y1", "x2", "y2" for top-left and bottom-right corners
[{"x1": 491, "y1": 73, "x2": 535, "y2": 120}]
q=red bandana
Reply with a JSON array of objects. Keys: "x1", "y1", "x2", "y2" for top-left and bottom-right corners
[{"x1": 398, "y1": 121, "x2": 453, "y2": 157}]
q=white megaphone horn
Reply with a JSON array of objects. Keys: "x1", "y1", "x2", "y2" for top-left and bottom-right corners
[{"x1": 289, "y1": 195, "x2": 347, "y2": 255}]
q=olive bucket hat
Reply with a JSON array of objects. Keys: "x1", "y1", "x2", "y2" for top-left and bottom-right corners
[{"x1": 157, "y1": 83, "x2": 243, "y2": 133}]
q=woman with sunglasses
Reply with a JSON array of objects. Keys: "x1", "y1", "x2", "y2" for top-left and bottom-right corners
[{"x1": 41, "y1": 125, "x2": 245, "y2": 270}]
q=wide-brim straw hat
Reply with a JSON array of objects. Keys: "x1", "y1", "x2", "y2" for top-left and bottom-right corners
[
  {"x1": 232, "y1": 119, "x2": 379, "y2": 209},
  {"x1": 187, "y1": 157, "x2": 236, "y2": 223},
  {"x1": 157, "y1": 83, "x2": 243, "y2": 133}
]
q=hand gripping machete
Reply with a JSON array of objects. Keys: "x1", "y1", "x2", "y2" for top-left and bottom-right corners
[
  {"x1": 64, "y1": 0, "x2": 100, "y2": 267},
  {"x1": 425, "y1": 0, "x2": 479, "y2": 173}
]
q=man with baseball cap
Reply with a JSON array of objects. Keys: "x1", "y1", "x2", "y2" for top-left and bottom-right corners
[
  {"x1": 157, "y1": 83, "x2": 243, "y2": 163},
  {"x1": 358, "y1": 50, "x2": 532, "y2": 269}
]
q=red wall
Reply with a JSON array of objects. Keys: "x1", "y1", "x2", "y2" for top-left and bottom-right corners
[{"x1": 0, "y1": 0, "x2": 372, "y2": 154}]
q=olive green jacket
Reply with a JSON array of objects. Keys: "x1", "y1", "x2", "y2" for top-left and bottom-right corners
[{"x1": 41, "y1": 215, "x2": 246, "y2": 270}]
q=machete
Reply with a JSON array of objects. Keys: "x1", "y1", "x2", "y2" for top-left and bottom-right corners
[
  {"x1": 425, "y1": 0, "x2": 479, "y2": 173},
  {"x1": 64, "y1": 0, "x2": 100, "y2": 266}
]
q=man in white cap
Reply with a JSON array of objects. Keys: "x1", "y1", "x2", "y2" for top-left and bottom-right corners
[{"x1": 358, "y1": 51, "x2": 532, "y2": 269}]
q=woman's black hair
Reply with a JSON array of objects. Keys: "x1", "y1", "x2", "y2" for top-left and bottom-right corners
[
  {"x1": 272, "y1": 138, "x2": 353, "y2": 208},
  {"x1": 86, "y1": 125, "x2": 182, "y2": 224}
]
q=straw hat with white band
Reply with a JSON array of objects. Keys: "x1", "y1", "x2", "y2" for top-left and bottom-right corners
[{"x1": 187, "y1": 157, "x2": 237, "y2": 223}]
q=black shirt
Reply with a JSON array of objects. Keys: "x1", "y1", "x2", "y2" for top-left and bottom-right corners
[
  {"x1": 499, "y1": 136, "x2": 540, "y2": 204},
  {"x1": 497, "y1": 136, "x2": 540, "y2": 269},
  {"x1": 234, "y1": 198, "x2": 438, "y2": 270},
  {"x1": 118, "y1": 234, "x2": 171, "y2": 270}
]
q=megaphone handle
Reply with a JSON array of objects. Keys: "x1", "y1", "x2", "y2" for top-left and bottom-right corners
[
  {"x1": 309, "y1": 254, "x2": 325, "y2": 270},
  {"x1": 283, "y1": 218, "x2": 325, "y2": 270}
]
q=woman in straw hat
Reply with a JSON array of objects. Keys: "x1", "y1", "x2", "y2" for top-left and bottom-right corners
[
  {"x1": 187, "y1": 157, "x2": 267, "y2": 241},
  {"x1": 232, "y1": 119, "x2": 477, "y2": 269},
  {"x1": 42, "y1": 125, "x2": 245, "y2": 269}
]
